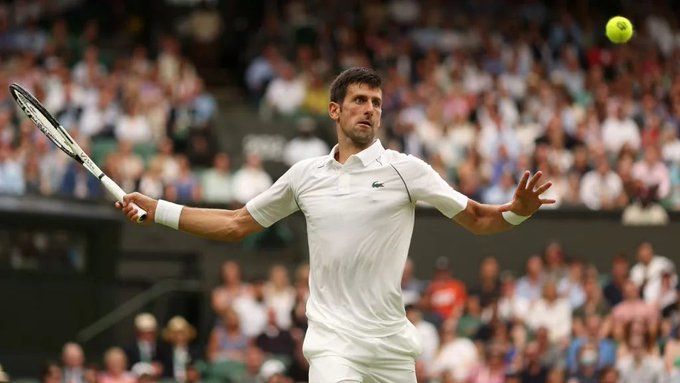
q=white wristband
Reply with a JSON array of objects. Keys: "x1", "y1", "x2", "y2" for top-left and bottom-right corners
[
  {"x1": 155, "y1": 199, "x2": 183, "y2": 230},
  {"x1": 502, "y1": 210, "x2": 530, "y2": 225}
]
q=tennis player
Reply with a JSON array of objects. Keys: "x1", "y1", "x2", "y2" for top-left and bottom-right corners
[{"x1": 117, "y1": 67, "x2": 555, "y2": 382}]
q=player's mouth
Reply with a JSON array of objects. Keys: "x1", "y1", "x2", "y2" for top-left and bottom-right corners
[{"x1": 357, "y1": 120, "x2": 372, "y2": 128}]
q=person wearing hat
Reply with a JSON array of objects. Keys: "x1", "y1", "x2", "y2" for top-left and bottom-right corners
[
  {"x1": 159, "y1": 316, "x2": 199, "y2": 383},
  {"x1": 124, "y1": 313, "x2": 166, "y2": 374}
]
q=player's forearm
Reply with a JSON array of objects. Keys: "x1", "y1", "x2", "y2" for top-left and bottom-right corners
[
  {"x1": 454, "y1": 200, "x2": 514, "y2": 235},
  {"x1": 176, "y1": 206, "x2": 248, "y2": 242}
]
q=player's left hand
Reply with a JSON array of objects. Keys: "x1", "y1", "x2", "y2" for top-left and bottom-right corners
[{"x1": 500, "y1": 171, "x2": 556, "y2": 216}]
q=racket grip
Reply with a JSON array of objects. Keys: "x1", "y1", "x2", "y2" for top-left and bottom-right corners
[{"x1": 100, "y1": 175, "x2": 148, "y2": 223}]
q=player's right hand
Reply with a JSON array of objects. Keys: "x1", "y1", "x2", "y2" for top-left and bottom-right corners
[{"x1": 115, "y1": 192, "x2": 157, "y2": 224}]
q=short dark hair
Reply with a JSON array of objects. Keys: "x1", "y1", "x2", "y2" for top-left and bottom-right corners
[{"x1": 329, "y1": 67, "x2": 382, "y2": 103}]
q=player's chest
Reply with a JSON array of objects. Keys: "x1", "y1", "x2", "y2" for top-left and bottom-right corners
[{"x1": 297, "y1": 167, "x2": 410, "y2": 221}]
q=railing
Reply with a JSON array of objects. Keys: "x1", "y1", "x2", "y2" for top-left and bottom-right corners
[{"x1": 76, "y1": 279, "x2": 204, "y2": 343}]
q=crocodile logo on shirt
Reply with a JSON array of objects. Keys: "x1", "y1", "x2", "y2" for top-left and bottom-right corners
[{"x1": 372, "y1": 181, "x2": 384, "y2": 188}]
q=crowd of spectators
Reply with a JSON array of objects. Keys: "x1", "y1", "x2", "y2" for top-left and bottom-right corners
[
  {"x1": 244, "y1": 0, "x2": 680, "y2": 219},
  {"x1": 17, "y1": 240, "x2": 677, "y2": 383},
  {"x1": 0, "y1": 6, "x2": 268, "y2": 205}
]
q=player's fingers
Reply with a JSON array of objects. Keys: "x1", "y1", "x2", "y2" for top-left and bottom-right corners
[
  {"x1": 115, "y1": 201, "x2": 122, "y2": 209},
  {"x1": 498, "y1": 202, "x2": 513, "y2": 212},
  {"x1": 540, "y1": 198, "x2": 557, "y2": 204},
  {"x1": 526, "y1": 171, "x2": 542, "y2": 190},
  {"x1": 534, "y1": 181, "x2": 552, "y2": 195},
  {"x1": 517, "y1": 171, "x2": 530, "y2": 189}
]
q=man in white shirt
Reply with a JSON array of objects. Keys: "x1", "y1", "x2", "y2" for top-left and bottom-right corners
[
  {"x1": 580, "y1": 155, "x2": 624, "y2": 210},
  {"x1": 629, "y1": 241, "x2": 677, "y2": 304},
  {"x1": 118, "y1": 67, "x2": 555, "y2": 382},
  {"x1": 283, "y1": 117, "x2": 330, "y2": 167},
  {"x1": 601, "y1": 103, "x2": 641, "y2": 156}
]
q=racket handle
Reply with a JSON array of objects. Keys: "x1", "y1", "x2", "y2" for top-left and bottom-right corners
[{"x1": 100, "y1": 175, "x2": 148, "y2": 223}]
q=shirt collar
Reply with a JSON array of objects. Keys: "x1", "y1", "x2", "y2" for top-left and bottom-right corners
[{"x1": 325, "y1": 139, "x2": 385, "y2": 167}]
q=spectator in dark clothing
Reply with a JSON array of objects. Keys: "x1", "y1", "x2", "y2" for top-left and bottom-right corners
[{"x1": 603, "y1": 255, "x2": 630, "y2": 306}]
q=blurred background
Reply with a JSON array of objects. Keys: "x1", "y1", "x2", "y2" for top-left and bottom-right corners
[{"x1": 0, "y1": 0, "x2": 679, "y2": 382}]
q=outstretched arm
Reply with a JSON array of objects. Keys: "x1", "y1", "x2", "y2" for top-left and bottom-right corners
[
  {"x1": 453, "y1": 171, "x2": 555, "y2": 235},
  {"x1": 116, "y1": 193, "x2": 264, "y2": 242}
]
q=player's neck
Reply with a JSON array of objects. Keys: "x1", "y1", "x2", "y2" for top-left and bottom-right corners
[{"x1": 335, "y1": 138, "x2": 373, "y2": 164}]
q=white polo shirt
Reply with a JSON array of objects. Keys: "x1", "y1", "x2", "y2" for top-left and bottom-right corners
[{"x1": 246, "y1": 139, "x2": 468, "y2": 338}]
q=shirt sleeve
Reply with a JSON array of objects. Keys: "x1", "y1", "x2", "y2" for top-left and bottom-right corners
[
  {"x1": 245, "y1": 166, "x2": 300, "y2": 228},
  {"x1": 395, "y1": 155, "x2": 468, "y2": 218}
]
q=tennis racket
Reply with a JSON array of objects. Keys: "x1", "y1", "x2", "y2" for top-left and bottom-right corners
[{"x1": 9, "y1": 83, "x2": 147, "y2": 223}]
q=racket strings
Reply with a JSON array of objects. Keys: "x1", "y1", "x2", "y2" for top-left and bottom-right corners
[{"x1": 14, "y1": 92, "x2": 75, "y2": 156}]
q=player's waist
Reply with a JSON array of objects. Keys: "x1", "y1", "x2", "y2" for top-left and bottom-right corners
[{"x1": 306, "y1": 300, "x2": 408, "y2": 338}]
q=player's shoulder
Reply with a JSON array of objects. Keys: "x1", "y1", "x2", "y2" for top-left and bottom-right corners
[
  {"x1": 384, "y1": 149, "x2": 433, "y2": 173},
  {"x1": 286, "y1": 155, "x2": 330, "y2": 176}
]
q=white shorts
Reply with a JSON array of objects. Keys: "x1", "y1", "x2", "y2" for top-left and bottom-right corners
[{"x1": 303, "y1": 321, "x2": 422, "y2": 383}]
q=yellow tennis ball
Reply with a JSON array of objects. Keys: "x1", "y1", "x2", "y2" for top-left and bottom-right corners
[{"x1": 606, "y1": 16, "x2": 633, "y2": 44}]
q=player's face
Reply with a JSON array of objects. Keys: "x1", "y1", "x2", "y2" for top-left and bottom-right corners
[{"x1": 330, "y1": 83, "x2": 382, "y2": 147}]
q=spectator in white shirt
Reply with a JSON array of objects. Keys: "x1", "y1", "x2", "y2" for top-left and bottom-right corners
[
  {"x1": 580, "y1": 155, "x2": 624, "y2": 210},
  {"x1": 72, "y1": 45, "x2": 107, "y2": 86},
  {"x1": 431, "y1": 318, "x2": 479, "y2": 382},
  {"x1": 201, "y1": 153, "x2": 234, "y2": 204},
  {"x1": 493, "y1": 273, "x2": 530, "y2": 322},
  {"x1": 282, "y1": 117, "x2": 330, "y2": 166},
  {"x1": 630, "y1": 241, "x2": 677, "y2": 305},
  {"x1": 483, "y1": 170, "x2": 516, "y2": 205},
  {"x1": 115, "y1": 101, "x2": 153, "y2": 144},
  {"x1": 477, "y1": 105, "x2": 520, "y2": 162},
  {"x1": 632, "y1": 145, "x2": 670, "y2": 200},
  {"x1": 601, "y1": 103, "x2": 641, "y2": 156},
  {"x1": 263, "y1": 62, "x2": 306, "y2": 117},
  {"x1": 263, "y1": 264, "x2": 296, "y2": 330},
  {"x1": 232, "y1": 153, "x2": 273, "y2": 204},
  {"x1": 79, "y1": 86, "x2": 119, "y2": 139},
  {"x1": 526, "y1": 280, "x2": 572, "y2": 343}
]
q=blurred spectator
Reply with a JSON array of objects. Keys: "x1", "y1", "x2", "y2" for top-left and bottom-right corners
[
  {"x1": 42, "y1": 361, "x2": 62, "y2": 383},
  {"x1": 525, "y1": 281, "x2": 572, "y2": 343},
  {"x1": 262, "y1": 63, "x2": 306, "y2": 118},
  {"x1": 601, "y1": 103, "x2": 641, "y2": 156},
  {"x1": 471, "y1": 256, "x2": 501, "y2": 308},
  {"x1": 616, "y1": 335, "x2": 665, "y2": 383},
  {"x1": 495, "y1": 272, "x2": 530, "y2": 323},
  {"x1": 99, "y1": 347, "x2": 135, "y2": 383},
  {"x1": 425, "y1": 256, "x2": 467, "y2": 321},
  {"x1": 579, "y1": 155, "x2": 624, "y2": 210},
  {"x1": 482, "y1": 170, "x2": 516, "y2": 205},
  {"x1": 630, "y1": 241, "x2": 678, "y2": 305},
  {"x1": 246, "y1": 44, "x2": 282, "y2": 100},
  {"x1": 543, "y1": 241, "x2": 568, "y2": 281},
  {"x1": 566, "y1": 315, "x2": 616, "y2": 374},
  {"x1": 471, "y1": 343, "x2": 507, "y2": 383},
  {"x1": 201, "y1": 153, "x2": 234, "y2": 204},
  {"x1": 60, "y1": 141, "x2": 103, "y2": 199},
  {"x1": 558, "y1": 259, "x2": 586, "y2": 309},
  {"x1": 61, "y1": 342, "x2": 85, "y2": 383},
  {"x1": 211, "y1": 260, "x2": 251, "y2": 314},
  {"x1": 611, "y1": 280, "x2": 659, "y2": 329},
  {"x1": 622, "y1": 182, "x2": 670, "y2": 226},
  {"x1": 632, "y1": 145, "x2": 670, "y2": 200},
  {"x1": 282, "y1": 117, "x2": 329, "y2": 166},
  {"x1": 516, "y1": 255, "x2": 545, "y2": 302},
  {"x1": 232, "y1": 153, "x2": 273, "y2": 205},
  {"x1": 207, "y1": 307, "x2": 249, "y2": 363},
  {"x1": 114, "y1": 101, "x2": 153, "y2": 144},
  {"x1": 138, "y1": 161, "x2": 165, "y2": 200},
  {"x1": 263, "y1": 264, "x2": 295, "y2": 330},
  {"x1": 106, "y1": 140, "x2": 144, "y2": 193},
  {"x1": 149, "y1": 138, "x2": 180, "y2": 185},
  {"x1": 431, "y1": 318, "x2": 479, "y2": 382},
  {"x1": 232, "y1": 279, "x2": 268, "y2": 338},
  {"x1": 165, "y1": 155, "x2": 201, "y2": 202},
  {"x1": 401, "y1": 258, "x2": 426, "y2": 306},
  {"x1": 665, "y1": 327, "x2": 680, "y2": 375},
  {"x1": 568, "y1": 341, "x2": 601, "y2": 383},
  {"x1": 160, "y1": 316, "x2": 199, "y2": 383},
  {"x1": 603, "y1": 255, "x2": 629, "y2": 307},
  {"x1": 254, "y1": 309, "x2": 296, "y2": 362},
  {"x1": 0, "y1": 144, "x2": 25, "y2": 194},
  {"x1": 519, "y1": 342, "x2": 549, "y2": 383},
  {"x1": 124, "y1": 313, "x2": 164, "y2": 368}
]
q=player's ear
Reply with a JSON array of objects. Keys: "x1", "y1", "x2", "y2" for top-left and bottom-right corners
[{"x1": 328, "y1": 101, "x2": 340, "y2": 121}]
